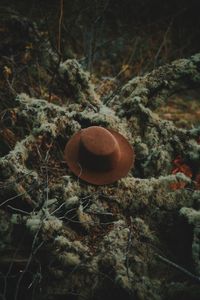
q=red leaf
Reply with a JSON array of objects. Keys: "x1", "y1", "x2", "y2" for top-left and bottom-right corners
[
  {"x1": 195, "y1": 174, "x2": 200, "y2": 190},
  {"x1": 170, "y1": 156, "x2": 192, "y2": 190}
]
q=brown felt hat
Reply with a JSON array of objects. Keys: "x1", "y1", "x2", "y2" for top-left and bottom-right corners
[{"x1": 64, "y1": 126, "x2": 134, "y2": 185}]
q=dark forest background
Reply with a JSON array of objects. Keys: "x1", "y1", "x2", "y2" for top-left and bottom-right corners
[{"x1": 1, "y1": 0, "x2": 199, "y2": 78}]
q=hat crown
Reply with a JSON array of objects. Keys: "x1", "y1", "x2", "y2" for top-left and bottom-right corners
[{"x1": 79, "y1": 126, "x2": 121, "y2": 171}]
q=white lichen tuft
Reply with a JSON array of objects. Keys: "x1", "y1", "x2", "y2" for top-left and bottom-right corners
[
  {"x1": 1, "y1": 53, "x2": 200, "y2": 299},
  {"x1": 58, "y1": 252, "x2": 81, "y2": 267}
]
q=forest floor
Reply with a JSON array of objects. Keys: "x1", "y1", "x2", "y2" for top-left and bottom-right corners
[{"x1": 0, "y1": 3, "x2": 200, "y2": 300}]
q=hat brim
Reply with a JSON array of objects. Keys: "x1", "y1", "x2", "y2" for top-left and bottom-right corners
[{"x1": 64, "y1": 128, "x2": 134, "y2": 185}]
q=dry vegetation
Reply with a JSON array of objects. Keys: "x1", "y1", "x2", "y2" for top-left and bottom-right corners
[{"x1": 0, "y1": 1, "x2": 200, "y2": 300}]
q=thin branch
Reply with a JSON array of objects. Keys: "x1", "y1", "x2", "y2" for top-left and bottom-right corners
[
  {"x1": 155, "y1": 253, "x2": 200, "y2": 283},
  {"x1": 48, "y1": 0, "x2": 64, "y2": 102},
  {"x1": 58, "y1": 0, "x2": 64, "y2": 55},
  {"x1": 154, "y1": 19, "x2": 173, "y2": 68}
]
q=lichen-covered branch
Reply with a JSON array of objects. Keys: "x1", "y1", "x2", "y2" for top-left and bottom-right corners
[{"x1": 1, "y1": 52, "x2": 200, "y2": 300}]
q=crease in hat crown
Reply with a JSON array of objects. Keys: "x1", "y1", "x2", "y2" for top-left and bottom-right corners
[
  {"x1": 64, "y1": 125, "x2": 134, "y2": 185},
  {"x1": 79, "y1": 126, "x2": 121, "y2": 172}
]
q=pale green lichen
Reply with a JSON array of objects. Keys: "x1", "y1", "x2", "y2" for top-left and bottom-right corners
[
  {"x1": 26, "y1": 214, "x2": 42, "y2": 233},
  {"x1": 77, "y1": 205, "x2": 94, "y2": 230},
  {"x1": 180, "y1": 207, "x2": 200, "y2": 224},
  {"x1": 43, "y1": 216, "x2": 63, "y2": 234},
  {"x1": 59, "y1": 59, "x2": 100, "y2": 106},
  {"x1": 1, "y1": 53, "x2": 200, "y2": 300},
  {"x1": 58, "y1": 252, "x2": 81, "y2": 267}
]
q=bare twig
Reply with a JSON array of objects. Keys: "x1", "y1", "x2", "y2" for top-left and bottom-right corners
[
  {"x1": 0, "y1": 171, "x2": 34, "y2": 190},
  {"x1": 57, "y1": 0, "x2": 64, "y2": 55},
  {"x1": 155, "y1": 253, "x2": 200, "y2": 283},
  {"x1": 7, "y1": 205, "x2": 31, "y2": 215},
  {"x1": 48, "y1": 0, "x2": 64, "y2": 102},
  {"x1": 0, "y1": 185, "x2": 38, "y2": 208},
  {"x1": 14, "y1": 222, "x2": 44, "y2": 300},
  {"x1": 154, "y1": 18, "x2": 173, "y2": 68},
  {"x1": 125, "y1": 224, "x2": 133, "y2": 280}
]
